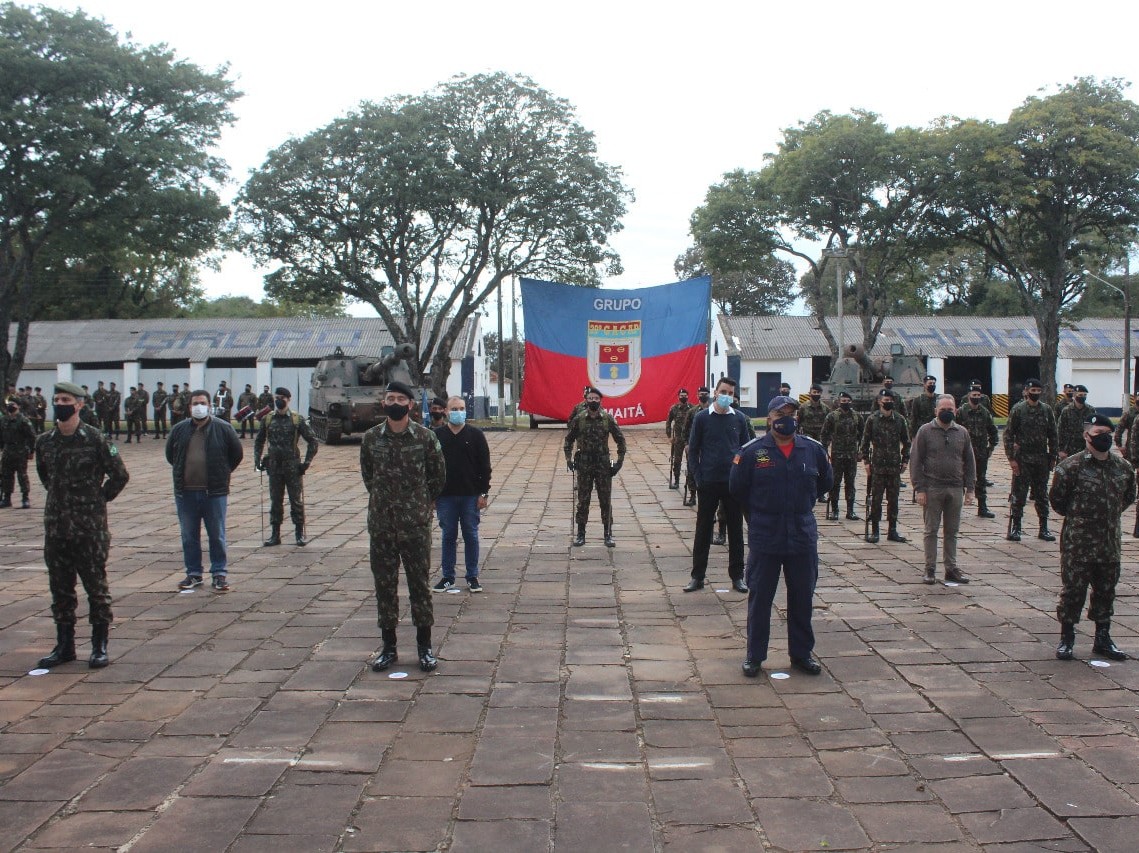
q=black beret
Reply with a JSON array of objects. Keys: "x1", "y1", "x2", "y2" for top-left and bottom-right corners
[
  {"x1": 678, "y1": 388, "x2": 688, "y2": 394},
  {"x1": 698, "y1": 386, "x2": 710, "y2": 393},
  {"x1": 274, "y1": 387, "x2": 292, "y2": 398},
  {"x1": 1084, "y1": 412, "x2": 1114, "y2": 430},
  {"x1": 586, "y1": 386, "x2": 603, "y2": 399},
  {"x1": 1025, "y1": 378, "x2": 1043, "y2": 389},
  {"x1": 1074, "y1": 384, "x2": 1089, "y2": 393},
  {"x1": 923, "y1": 375, "x2": 937, "y2": 382},
  {"x1": 838, "y1": 391, "x2": 852, "y2": 400},
  {"x1": 810, "y1": 384, "x2": 822, "y2": 392},
  {"x1": 386, "y1": 380, "x2": 415, "y2": 399},
  {"x1": 431, "y1": 397, "x2": 448, "y2": 408}
]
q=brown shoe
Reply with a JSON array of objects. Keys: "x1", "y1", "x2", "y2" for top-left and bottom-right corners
[{"x1": 944, "y1": 568, "x2": 970, "y2": 584}]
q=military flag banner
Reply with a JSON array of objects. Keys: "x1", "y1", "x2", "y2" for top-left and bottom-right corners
[{"x1": 520, "y1": 276, "x2": 711, "y2": 424}]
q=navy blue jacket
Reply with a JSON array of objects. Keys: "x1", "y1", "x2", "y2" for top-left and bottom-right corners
[
  {"x1": 729, "y1": 433, "x2": 833, "y2": 554},
  {"x1": 687, "y1": 406, "x2": 752, "y2": 487},
  {"x1": 165, "y1": 416, "x2": 243, "y2": 496}
]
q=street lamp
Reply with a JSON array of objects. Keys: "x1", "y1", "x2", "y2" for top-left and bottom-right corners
[
  {"x1": 1084, "y1": 267, "x2": 1132, "y2": 414},
  {"x1": 822, "y1": 248, "x2": 848, "y2": 355}
]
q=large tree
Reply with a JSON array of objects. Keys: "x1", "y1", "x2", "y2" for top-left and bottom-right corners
[
  {"x1": 933, "y1": 78, "x2": 1139, "y2": 395},
  {"x1": 0, "y1": 4, "x2": 239, "y2": 382},
  {"x1": 690, "y1": 111, "x2": 945, "y2": 363},
  {"x1": 673, "y1": 245, "x2": 795, "y2": 315},
  {"x1": 235, "y1": 72, "x2": 631, "y2": 396}
]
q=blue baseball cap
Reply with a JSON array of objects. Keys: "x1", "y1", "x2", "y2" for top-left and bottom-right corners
[{"x1": 767, "y1": 395, "x2": 800, "y2": 412}]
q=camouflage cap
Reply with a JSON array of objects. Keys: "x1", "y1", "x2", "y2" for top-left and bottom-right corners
[{"x1": 53, "y1": 381, "x2": 86, "y2": 399}]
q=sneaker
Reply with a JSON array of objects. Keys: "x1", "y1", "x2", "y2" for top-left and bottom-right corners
[
  {"x1": 177, "y1": 575, "x2": 203, "y2": 591},
  {"x1": 432, "y1": 578, "x2": 455, "y2": 592},
  {"x1": 211, "y1": 575, "x2": 230, "y2": 592},
  {"x1": 467, "y1": 578, "x2": 482, "y2": 593}
]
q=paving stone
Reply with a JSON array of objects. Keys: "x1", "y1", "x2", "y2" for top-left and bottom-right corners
[
  {"x1": 1067, "y1": 815, "x2": 1139, "y2": 852},
  {"x1": 0, "y1": 800, "x2": 63, "y2": 852},
  {"x1": 468, "y1": 737, "x2": 555, "y2": 785},
  {"x1": 833, "y1": 774, "x2": 935, "y2": 804},
  {"x1": 958, "y1": 807, "x2": 1075, "y2": 843},
  {"x1": 456, "y1": 785, "x2": 552, "y2": 820},
  {"x1": 1003, "y1": 757, "x2": 1139, "y2": 817},
  {"x1": 77, "y1": 755, "x2": 199, "y2": 810},
  {"x1": 347, "y1": 796, "x2": 454, "y2": 852},
  {"x1": 929, "y1": 774, "x2": 1035, "y2": 813},
  {"x1": 735, "y1": 756, "x2": 833, "y2": 798},
  {"x1": 651, "y1": 778, "x2": 752, "y2": 825},
  {"x1": 751, "y1": 798, "x2": 870, "y2": 850},
  {"x1": 853, "y1": 802, "x2": 965, "y2": 843},
  {"x1": 449, "y1": 819, "x2": 552, "y2": 852},
  {"x1": 555, "y1": 762, "x2": 649, "y2": 803},
  {"x1": 20, "y1": 809, "x2": 151, "y2": 848},
  {"x1": 180, "y1": 756, "x2": 289, "y2": 797},
  {"x1": 660, "y1": 825, "x2": 767, "y2": 850},
  {"x1": 817, "y1": 746, "x2": 910, "y2": 777},
  {"x1": 228, "y1": 834, "x2": 340, "y2": 853},
  {"x1": 368, "y1": 759, "x2": 466, "y2": 797},
  {"x1": 553, "y1": 802, "x2": 654, "y2": 852},
  {"x1": 0, "y1": 749, "x2": 118, "y2": 801},
  {"x1": 245, "y1": 782, "x2": 363, "y2": 836},
  {"x1": 128, "y1": 796, "x2": 261, "y2": 853}
]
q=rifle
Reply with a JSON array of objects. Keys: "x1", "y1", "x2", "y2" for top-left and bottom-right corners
[
  {"x1": 864, "y1": 466, "x2": 872, "y2": 540},
  {"x1": 259, "y1": 466, "x2": 265, "y2": 544}
]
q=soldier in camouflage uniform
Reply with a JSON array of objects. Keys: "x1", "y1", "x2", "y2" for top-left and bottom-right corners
[
  {"x1": 361, "y1": 380, "x2": 446, "y2": 673},
  {"x1": 123, "y1": 387, "x2": 142, "y2": 443},
  {"x1": 107, "y1": 382, "x2": 122, "y2": 439},
  {"x1": 564, "y1": 386, "x2": 627, "y2": 547},
  {"x1": 679, "y1": 387, "x2": 708, "y2": 506},
  {"x1": 958, "y1": 379, "x2": 992, "y2": 414},
  {"x1": 35, "y1": 382, "x2": 129, "y2": 669},
  {"x1": 821, "y1": 391, "x2": 863, "y2": 521},
  {"x1": 796, "y1": 384, "x2": 828, "y2": 441},
  {"x1": 135, "y1": 383, "x2": 149, "y2": 439},
  {"x1": 955, "y1": 388, "x2": 999, "y2": 518},
  {"x1": 568, "y1": 385, "x2": 591, "y2": 421},
  {"x1": 1, "y1": 399, "x2": 37, "y2": 508},
  {"x1": 860, "y1": 389, "x2": 911, "y2": 543},
  {"x1": 33, "y1": 387, "x2": 47, "y2": 433},
  {"x1": 169, "y1": 384, "x2": 186, "y2": 425},
  {"x1": 665, "y1": 388, "x2": 690, "y2": 489},
  {"x1": 254, "y1": 387, "x2": 318, "y2": 546},
  {"x1": 236, "y1": 384, "x2": 258, "y2": 438},
  {"x1": 1056, "y1": 385, "x2": 1095, "y2": 460},
  {"x1": 1054, "y1": 383, "x2": 1075, "y2": 418},
  {"x1": 1049, "y1": 413, "x2": 1135, "y2": 661},
  {"x1": 908, "y1": 375, "x2": 938, "y2": 438},
  {"x1": 1004, "y1": 378, "x2": 1058, "y2": 542},
  {"x1": 151, "y1": 382, "x2": 169, "y2": 438}
]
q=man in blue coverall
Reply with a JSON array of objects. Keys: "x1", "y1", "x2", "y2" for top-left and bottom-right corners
[{"x1": 730, "y1": 395, "x2": 833, "y2": 677}]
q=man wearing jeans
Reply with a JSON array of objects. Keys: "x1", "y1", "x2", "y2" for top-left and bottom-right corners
[
  {"x1": 911, "y1": 394, "x2": 976, "y2": 585},
  {"x1": 432, "y1": 396, "x2": 492, "y2": 593},
  {"x1": 165, "y1": 390, "x2": 243, "y2": 592}
]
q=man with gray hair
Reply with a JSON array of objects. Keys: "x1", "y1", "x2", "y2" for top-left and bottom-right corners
[{"x1": 911, "y1": 394, "x2": 976, "y2": 585}]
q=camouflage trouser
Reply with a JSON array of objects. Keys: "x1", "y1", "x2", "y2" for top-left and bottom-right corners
[
  {"x1": 830, "y1": 456, "x2": 858, "y2": 506},
  {"x1": 153, "y1": 409, "x2": 167, "y2": 435},
  {"x1": 369, "y1": 524, "x2": 433, "y2": 629},
  {"x1": 669, "y1": 439, "x2": 685, "y2": 485},
  {"x1": 1, "y1": 451, "x2": 30, "y2": 498},
  {"x1": 267, "y1": 461, "x2": 305, "y2": 527},
  {"x1": 1010, "y1": 456, "x2": 1050, "y2": 520},
  {"x1": 100, "y1": 413, "x2": 114, "y2": 435},
  {"x1": 1057, "y1": 557, "x2": 1119, "y2": 625},
  {"x1": 44, "y1": 529, "x2": 113, "y2": 625},
  {"x1": 972, "y1": 449, "x2": 990, "y2": 506},
  {"x1": 575, "y1": 461, "x2": 612, "y2": 529},
  {"x1": 684, "y1": 448, "x2": 697, "y2": 497},
  {"x1": 869, "y1": 466, "x2": 902, "y2": 523}
]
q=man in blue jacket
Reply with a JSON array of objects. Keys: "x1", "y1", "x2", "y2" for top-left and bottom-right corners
[
  {"x1": 684, "y1": 376, "x2": 752, "y2": 593},
  {"x1": 166, "y1": 389, "x2": 243, "y2": 592},
  {"x1": 730, "y1": 395, "x2": 833, "y2": 677}
]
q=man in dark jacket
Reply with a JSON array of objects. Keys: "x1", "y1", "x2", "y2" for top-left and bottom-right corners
[
  {"x1": 432, "y1": 395, "x2": 492, "y2": 592},
  {"x1": 730, "y1": 395, "x2": 833, "y2": 676},
  {"x1": 166, "y1": 389, "x2": 243, "y2": 592}
]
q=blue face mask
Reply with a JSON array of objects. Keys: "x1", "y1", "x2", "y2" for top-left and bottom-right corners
[
  {"x1": 715, "y1": 394, "x2": 733, "y2": 409},
  {"x1": 771, "y1": 416, "x2": 797, "y2": 435},
  {"x1": 448, "y1": 410, "x2": 466, "y2": 426}
]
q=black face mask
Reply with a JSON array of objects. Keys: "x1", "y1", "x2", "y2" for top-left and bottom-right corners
[
  {"x1": 1075, "y1": 396, "x2": 1087, "y2": 405},
  {"x1": 925, "y1": 385, "x2": 936, "y2": 393},
  {"x1": 1027, "y1": 391, "x2": 1042, "y2": 401},
  {"x1": 586, "y1": 400, "x2": 601, "y2": 412},
  {"x1": 384, "y1": 403, "x2": 409, "y2": 420},
  {"x1": 430, "y1": 410, "x2": 444, "y2": 421},
  {"x1": 969, "y1": 397, "x2": 981, "y2": 406},
  {"x1": 881, "y1": 401, "x2": 894, "y2": 411},
  {"x1": 937, "y1": 410, "x2": 955, "y2": 424},
  {"x1": 809, "y1": 394, "x2": 821, "y2": 402},
  {"x1": 53, "y1": 404, "x2": 76, "y2": 422},
  {"x1": 698, "y1": 394, "x2": 709, "y2": 403},
  {"x1": 839, "y1": 402, "x2": 852, "y2": 411},
  {"x1": 1089, "y1": 433, "x2": 1113, "y2": 453},
  {"x1": 274, "y1": 398, "x2": 287, "y2": 410}
]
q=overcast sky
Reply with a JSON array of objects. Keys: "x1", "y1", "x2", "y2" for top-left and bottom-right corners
[{"x1": 65, "y1": 0, "x2": 1139, "y2": 314}]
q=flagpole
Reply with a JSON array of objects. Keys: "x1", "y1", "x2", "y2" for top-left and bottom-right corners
[
  {"x1": 705, "y1": 276, "x2": 713, "y2": 387},
  {"x1": 511, "y1": 276, "x2": 518, "y2": 429}
]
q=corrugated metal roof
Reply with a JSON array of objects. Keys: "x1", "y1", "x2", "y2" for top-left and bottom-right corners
[
  {"x1": 719, "y1": 314, "x2": 1132, "y2": 360},
  {"x1": 12, "y1": 316, "x2": 480, "y2": 365}
]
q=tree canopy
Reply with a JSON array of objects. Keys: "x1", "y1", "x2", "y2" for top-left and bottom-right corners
[
  {"x1": 673, "y1": 245, "x2": 795, "y2": 315},
  {"x1": 235, "y1": 72, "x2": 632, "y2": 396},
  {"x1": 0, "y1": 3, "x2": 240, "y2": 382}
]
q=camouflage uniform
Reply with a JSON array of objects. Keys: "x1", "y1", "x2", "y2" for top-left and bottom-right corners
[
  {"x1": 123, "y1": 392, "x2": 143, "y2": 442},
  {"x1": 1114, "y1": 406, "x2": 1135, "y2": 449},
  {"x1": 908, "y1": 392, "x2": 937, "y2": 438},
  {"x1": 169, "y1": 391, "x2": 186, "y2": 425},
  {"x1": 35, "y1": 422, "x2": 129, "y2": 626},
  {"x1": 1049, "y1": 449, "x2": 1136, "y2": 625},
  {"x1": 564, "y1": 408, "x2": 627, "y2": 535},
  {"x1": 151, "y1": 387, "x2": 168, "y2": 437},
  {"x1": 955, "y1": 402, "x2": 999, "y2": 512},
  {"x1": 135, "y1": 387, "x2": 149, "y2": 438},
  {"x1": 33, "y1": 391, "x2": 47, "y2": 433},
  {"x1": 680, "y1": 403, "x2": 702, "y2": 502},
  {"x1": 821, "y1": 406, "x2": 864, "y2": 516},
  {"x1": 106, "y1": 387, "x2": 122, "y2": 438},
  {"x1": 360, "y1": 420, "x2": 446, "y2": 628},
  {"x1": 78, "y1": 404, "x2": 100, "y2": 428},
  {"x1": 254, "y1": 410, "x2": 318, "y2": 530},
  {"x1": 1004, "y1": 399, "x2": 1058, "y2": 533},
  {"x1": 1057, "y1": 403, "x2": 1096, "y2": 458},
  {"x1": 860, "y1": 409, "x2": 911, "y2": 534},
  {"x1": 665, "y1": 400, "x2": 689, "y2": 487},
  {"x1": 1, "y1": 410, "x2": 37, "y2": 504},
  {"x1": 958, "y1": 392, "x2": 992, "y2": 414},
  {"x1": 796, "y1": 399, "x2": 828, "y2": 442}
]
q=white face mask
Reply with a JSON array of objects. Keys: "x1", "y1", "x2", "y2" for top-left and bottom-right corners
[{"x1": 191, "y1": 404, "x2": 211, "y2": 420}]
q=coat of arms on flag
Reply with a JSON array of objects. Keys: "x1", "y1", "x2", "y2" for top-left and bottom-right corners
[{"x1": 588, "y1": 320, "x2": 641, "y2": 396}]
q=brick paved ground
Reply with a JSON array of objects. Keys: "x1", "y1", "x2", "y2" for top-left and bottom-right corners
[{"x1": 1, "y1": 426, "x2": 1138, "y2": 851}]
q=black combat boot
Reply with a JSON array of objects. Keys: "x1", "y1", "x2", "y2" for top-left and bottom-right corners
[
  {"x1": 572, "y1": 525, "x2": 586, "y2": 547},
  {"x1": 1056, "y1": 622, "x2": 1076, "y2": 660},
  {"x1": 0, "y1": 492, "x2": 10, "y2": 509},
  {"x1": 1007, "y1": 513, "x2": 1022, "y2": 542},
  {"x1": 826, "y1": 501, "x2": 838, "y2": 521},
  {"x1": 977, "y1": 501, "x2": 995, "y2": 519},
  {"x1": 1037, "y1": 516, "x2": 1056, "y2": 542},
  {"x1": 263, "y1": 525, "x2": 281, "y2": 547},
  {"x1": 887, "y1": 522, "x2": 906, "y2": 543},
  {"x1": 846, "y1": 502, "x2": 860, "y2": 521},
  {"x1": 1134, "y1": 516, "x2": 1139, "y2": 539},
  {"x1": 295, "y1": 524, "x2": 307, "y2": 547},
  {"x1": 38, "y1": 623, "x2": 76, "y2": 668},
  {"x1": 603, "y1": 527, "x2": 616, "y2": 548},
  {"x1": 1093, "y1": 623, "x2": 1127, "y2": 661},
  {"x1": 866, "y1": 520, "x2": 880, "y2": 544},
  {"x1": 371, "y1": 628, "x2": 398, "y2": 671},
  {"x1": 417, "y1": 626, "x2": 437, "y2": 672},
  {"x1": 712, "y1": 525, "x2": 726, "y2": 546},
  {"x1": 20, "y1": 494, "x2": 29, "y2": 509},
  {"x1": 89, "y1": 622, "x2": 110, "y2": 668}
]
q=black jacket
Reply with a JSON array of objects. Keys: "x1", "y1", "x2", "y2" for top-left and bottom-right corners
[
  {"x1": 165, "y1": 416, "x2": 243, "y2": 496},
  {"x1": 433, "y1": 424, "x2": 492, "y2": 496}
]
